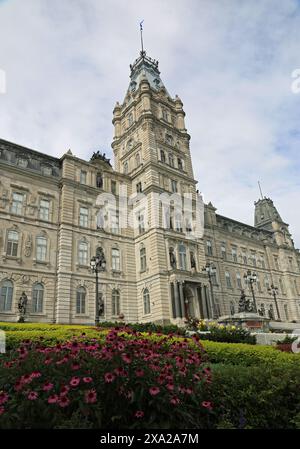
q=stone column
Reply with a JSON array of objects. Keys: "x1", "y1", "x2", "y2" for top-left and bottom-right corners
[
  {"x1": 174, "y1": 281, "x2": 181, "y2": 318},
  {"x1": 179, "y1": 282, "x2": 186, "y2": 318},
  {"x1": 170, "y1": 282, "x2": 176, "y2": 318}
]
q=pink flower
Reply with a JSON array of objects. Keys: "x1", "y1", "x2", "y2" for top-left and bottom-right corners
[
  {"x1": 202, "y1": 401, "x2": 213, "y2": 410},
  {"x1": 104, "y1": 372, "x2": 115, "y2": 383},
  {"x1": 0, "y1": 392, "x2": 9, "y2": 405},
  {"x1": 14, "y1": 381, "x2": 23, "y2": 392},
  {"x1": 170, "y1": 396, "x2": 180, "y2": 405},
  {"x1": 134, "y1": 410, "x2": 144, "y2": 419},
  {"x1": 28, "y1": 391, "x2": 38, "y2": 401},
  {"x1": 85, "y1": 389, "x2": 97, "y2": 404},
  {"x1": 135, "y1": 369, "x2": 144, "y2": 377},
  {"x1": 185, "y1": 388, "x2": 193, "y2": 395},
  {"x1": 31, "y1": 371, "x2": 42, "y2": 378},
  {"x1": 0, "y1": 406, "x2": 5, "y2": 415},
  {"x1": 58, "y1": 396, "x2": 70, "y2": 408},
  {"x1": 166, "y1": 383, "x2": 174, "y2": 391},
  {"x1": 149, "y1": 386, "x2": 160, "y2": 396},
  {"x1": 60, "y1": 385, "x2": 70, "y2": 396},
  {"x1": 121, "y1": 353, "x2": 132, "y2": 364},
  {"x1": 83, "y1": 377, "x2": 93, "y2": 384},
  {"x1": 70, "y1": 376, "x2": 80, "y2": 387},
  {"x1": 43, "y1": 382, "x2": 54, "y2": 392},
  {"x1": 48, "y1": 394, "x2": 59, "y2": 404},
  {"x1": 71, "y1": 363, "x2": 80, "y2": 371},
  {"x1": 44, "y1": 357, "x2": 52, "y2": 365},
  {"x1": 21, "y1": 374, "x2": 33, "y2": 384}
]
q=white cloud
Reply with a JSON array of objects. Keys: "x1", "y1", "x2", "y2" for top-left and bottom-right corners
[{"x1": 0, "y1": 0, "x2": 299, "y2": 245}]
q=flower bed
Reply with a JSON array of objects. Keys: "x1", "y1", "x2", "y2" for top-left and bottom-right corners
[{"x1": 0, "y1": 329, "x2": 212, "y2": 429}]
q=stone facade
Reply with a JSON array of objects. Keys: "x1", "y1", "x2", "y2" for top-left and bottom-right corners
[{"x1": 0, "y1": 51, "x2": 299, "y2": 324}]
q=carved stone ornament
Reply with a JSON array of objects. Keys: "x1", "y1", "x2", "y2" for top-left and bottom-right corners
[{"x1": 24, "y1": 234, "x2": 32, "y2": 257}]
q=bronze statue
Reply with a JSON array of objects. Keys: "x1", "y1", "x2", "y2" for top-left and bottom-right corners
[{"x1": 18, "y1": 291, "x2": 28, "y2": 322}]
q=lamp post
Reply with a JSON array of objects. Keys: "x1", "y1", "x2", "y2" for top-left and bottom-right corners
[
  {"x1": 268, "y1": 284, "x2": 281, "y2": 321},
  {"x1": 202, "y1": 262, "x2": 218, "y2": 319},
  {"x1": 90, "y1": 252, "x2": 106, "y2": 326},
  {"x1": 243, "y1": 270, "x2": 257, "y2": 313}
]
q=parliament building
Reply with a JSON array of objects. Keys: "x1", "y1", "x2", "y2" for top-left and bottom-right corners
[{"x1": 0, "y1": 50, "x2": 300, "y2": 324}]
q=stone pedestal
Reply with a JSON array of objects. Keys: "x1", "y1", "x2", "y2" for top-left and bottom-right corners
[{"x1": 218, "y1": 312, "x2": 270, "y2": 332}]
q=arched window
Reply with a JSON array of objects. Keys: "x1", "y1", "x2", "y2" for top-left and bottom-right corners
[
  {"x1": 178, "y1": 243, "x2": 187, "y2": 270},
  {"x1": 36, "y1": 236, "x2": 47, "y2": 262},
  {"x1": 78, "y1": 241, "x2": 88, "y2": 265},
  {"x1": 7, "y1": 230, "x2": 19, "y2": 257},
  {"x1": 76, "y1": 287, "x2": 86, "y2": 314},
  {"x1": 140, "y1": 246, "x2": 147, "y2": 272},
  {"x1": 32, "y1": 283, "x2": 44, "y2": 313},
  {"x1": 0, "y1": 280, "x2": 13, "y2": 312},
  {"x1": 112, "y1": 289, "x2": 120, "y2": 316},
  {"x1": 112, "y1": 248, "x2": 120, "y2": 271},
  {"x1": 135, "y1": 152, "x2": 141, "y2": 167},
  {"x1": 143, "y1": 288, "x2": 151, "y2": 315}
]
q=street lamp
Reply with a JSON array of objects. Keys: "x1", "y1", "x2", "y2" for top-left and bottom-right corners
[
  {"x1": 243, "y1": 270, "x2": 257, "y2": 313},
  {"x1": 90, "y1": 252, "x2": 106, "y2": 326},
  {"x1": 268, "y1": 284, "x2": 281, "y2": 321},
  {"x1": 202, "y1": 262, "x2": 218, "y2": 319}
]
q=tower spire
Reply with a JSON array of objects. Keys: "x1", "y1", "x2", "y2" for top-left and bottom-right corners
[
  {"x1": 258, "y1": 180, "x2": 264, "y2": 200},
  {"x1": 139, "y1": 20, "x2": 145, "y2": 56}
]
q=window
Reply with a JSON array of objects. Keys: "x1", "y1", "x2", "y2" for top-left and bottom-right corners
[
  {"x1": 78, "y1": 241, "x2": 88, "y2": 265},
  {"x1": 251, "y1": 252, "x2": 257, "y2": 267},
  {"x1": 111, "y1": 180, "x2": 117, "y2": 195},
  {"x1": 162, "y1": 109, "x2": 169, "y2": 121},
  {"x1": 32, "y1": 283, "x2": 44, "y2": 313},
  {"x1": 242, "y1": 251, "x2": 247, "y2": 265},
  {"x1": 178, "y1": 244, "x2": 187, "y2": 270},
  {"x1": 232, "y1": 248, "x2": 237, "y2": 263},
  {"x1": 221, "y1": 244, "x2": 227, "y2": 260},
  {"x1": 274, "y1": 256, "x2": 279, "y2": 270},
  {"x1": 96, "y1": 172, "x2": 103, "y2": 188},
  {"x1": 236, "y1": 272, "x2": 242, "y2": 289},
  {"x1": 6, "y1": 230, "x2": 19, "y2": 257},
  {"x1": 256, "y1": 275, "x2": 262, "y2": 292},
  {"x1": 135, "y1": 152, "x2": 141, "y2": 167},
  {"x1": 79, "y1": 207, "x2": 88, "y2": 227},
  {"x1": 288, "y1": 257, "x2": 294, "y2": 270},
  {"x1": 143, "y1": 288, "x2": 151, "y2": 315},
  {"x1": 140, "y1": 246, "x2": 147, "y2": 272},
  {"x1": 111, "y1": 211, "x2": 119, "y2": 234},
  {"x1": 137, "y1": 212, "x2": 145, "y2": 234},
  {"x1": 112, "y1": 248, "x2": 120, "y2": 271},
  {"x1": 260, "y1": 255, "x2": 265, "y2": 269},
  {"x1": 171, "y1": 180, "x2": 178, "y2": 193},
  {"x1": 169, "y1": 153, "x2": 174, "y2": 167},
  {"x1": 211, "y1": 270, "x2": 218, "y2": 286},
  {"x1": 225, "y1": 272, "x2": 232, "y2": 289},
  {"x1": 76, "y1": 287, "x2": 86, "y2": 314},
  {"x1": 175, "y1": 212, "x2": 182, "y2": 232},
  {"x1": 36, "y1": 236, "x2": 47, "y2": 262},
  {"x1": 39, "y1": 199, "x2": 50, "y2": 221},
  {"x1": 177, "y1": 158, "x2": 183, "y2": 170},
  {"x1": 80, "y1": 170, "x2": 87, "y2": 184},
  {"x1": 11, "y1": 192, "x2": 24, "y2": 215},
  {"x1": 206, "y1": 240, "x2": 213, "y2": 256},
  {"x1": 284, "y1": 304, "x2": 289, "y2": 320},
  {"x1": 264, "y1": 276, "x2": 270, "y2": 290},
  {"x1": 160, "y1": 150, "x2": 166, "y2": 163},
  {"x1": 230, "y1": 301, "x2": 235, "y2": 316},
  {"x1": 0, "y1": 280, "x2": 13, "y2": 312},
  {"x1": 136, "y1": 182, "x2": 142, "y2": 193},
  {"x1": 124, "y1": 162, "x2": 129, "y2": 174},
  {"x1": 112, "y1": 289, "x2": 120, "y2": 316},
  {"x1": 279, "y1": 278, "x2": 286, "y2": 294}
]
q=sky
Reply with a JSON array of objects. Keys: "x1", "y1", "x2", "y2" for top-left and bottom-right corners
[{"x1": 0, "y1": 0, "x2": 300, "y2": 246}]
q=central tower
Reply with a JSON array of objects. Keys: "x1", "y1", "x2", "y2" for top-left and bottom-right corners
[{"x1": 111, "y1": 50, "x2": 208, "y2": 323}]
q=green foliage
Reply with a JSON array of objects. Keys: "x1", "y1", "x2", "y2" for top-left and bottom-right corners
[
  {"x1": 210, "y1": 363, "x2": 300, "y2": 429},
  {"x1": 186, "y1": 318, "x2": 256, "y2": 344}
]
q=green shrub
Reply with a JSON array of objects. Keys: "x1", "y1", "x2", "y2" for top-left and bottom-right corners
[
  {"x1": 186, "y1": 318, "x2": 256, "y2": 344},
  {"x1": 210, "y1": 363, "x2": 300, "y2": 428}
]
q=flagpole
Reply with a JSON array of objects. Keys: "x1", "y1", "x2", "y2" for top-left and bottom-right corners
[{"x1": 140, "y1": 20, "x2": 144, "y2": 54}]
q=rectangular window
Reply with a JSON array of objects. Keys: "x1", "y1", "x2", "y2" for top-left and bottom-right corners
[
  {"x1": 112, "y1": 248, "x2": 120, "y2": 271},
  {"x1": 111, "y1": 180, "x2": 117, "y2": 195},
  {"x1": 260, "y1": 255, "x2": 265, "y2": 269},
  {"x1": 232, "y1": 248, "x2": 238, "y2": 263},
  {"x1": 242, "y1": 250, "x2": 247, "y2": 265},
  {"x1": 140, "y1": 247, "x2": 147, "y2": 272},
  {"x1": 138, "y1": 213, "x2": 145, "y2": 234},
  {"x1": 171, "y1": 180, "x2": 178, "y2": 193},
  {"x1": 36, "y1": 237, "x2": 47, "y2": 262},
  {"x1": 11, "y1": 192, "x2": 24, "y2": 215},
  {"x1": 79, "y1": 207, "x2": 88, "y2": 227},
  {"x1": 274, "y1": 256, "x2": 279, "y2": 270},
  {"x1": 177, "y1": 158, "x2": 183, "y2": 170},
  {"x1": 39, "y1": 199, "x2": 50, "y2": 221},
  {"x1": 225, "y1": 272, "x2": 232, "y2": 289},
  {"x1": 206, "y1": 240, "x2": 213, "y2": 256},
  {"x1": 78, "y1": 242, "x2": 88, "y2": 265},
  {"x1": 136, "y1": 182, "x2": 142, "y2": 193},
  {"x1": 251, "y1": 252, "x2": 257, "y2": 267},
  {"x1": 80, "y1": 171, "x2": 87, "y2": 184},
  {"x1": 7, "y1": 230, "x2": 19, "y2": 257},
  {"x1": 111, "y1": 211, "x2": 119, "y2": 234},
  {"x1": 221, "y1": 244, "x2": 227, "y2": 260},
  {"x1": 236, "y1": 273, "x2": 242, "y2": 289}
]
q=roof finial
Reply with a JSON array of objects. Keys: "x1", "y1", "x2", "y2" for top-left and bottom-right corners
[
  {"x1": 258, "y1": 180, "x2": 264, "y2": 200},
  {"x1": 139, "y1": 20, "x2": 145, "y2": 56}
]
